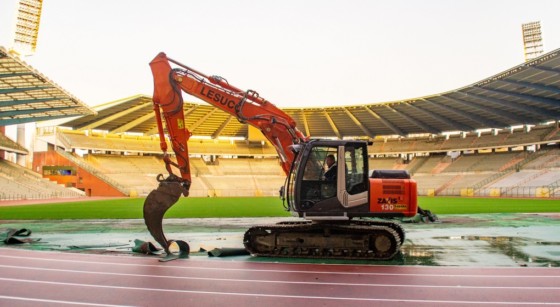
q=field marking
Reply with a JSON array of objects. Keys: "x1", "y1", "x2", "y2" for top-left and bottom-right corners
[
  {"x1": 0, "y1": 295, "x2": 132, "y2": 307},
  {"x1": 1, "y1": 264, "x2": 558, "y2": 290},
  {"x1": 0, "y1": 253, "x2": 558, "y2": 279},
  {"x1": 0, "y1": 277, "x2": 557, "y2": 305}
]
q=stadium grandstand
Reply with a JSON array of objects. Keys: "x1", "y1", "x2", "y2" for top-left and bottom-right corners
[
  {"x1": 23, "y1": 50, "x2": 560, "y2": 197},
  {"x1": 0, "y1": 46, "x2": 96, "y2": 200},
  {"x1": 19, "y1": 47, "x2": 558, "y2": 199}
]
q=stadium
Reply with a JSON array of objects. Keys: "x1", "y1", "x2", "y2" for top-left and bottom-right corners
[
  {"x1": 2, "y1": 47, "x2": 559, "y2": 200},
  {"x1": 1, "y1": 1, "x2": 560, "y2": 305}
]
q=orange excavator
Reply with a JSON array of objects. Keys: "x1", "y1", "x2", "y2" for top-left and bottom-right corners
[{"x1": 144, "y1": 52, "x2": 420, "y2": 260}]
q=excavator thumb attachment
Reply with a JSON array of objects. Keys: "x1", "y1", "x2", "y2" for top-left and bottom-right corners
[{"x1": 143, "y1": 174, "x2": 190, "y2": 261}]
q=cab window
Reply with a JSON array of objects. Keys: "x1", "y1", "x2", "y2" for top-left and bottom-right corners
[{"x1": 344, "y1": 144, "x2": 367, "y2": 195}]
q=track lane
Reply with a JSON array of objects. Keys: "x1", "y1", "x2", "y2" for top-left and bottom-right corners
[{"x1": 0, "y1": 248, "x2": 559, "y2": 306}]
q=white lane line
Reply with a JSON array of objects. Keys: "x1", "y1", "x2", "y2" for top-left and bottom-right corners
[
  {"x1": 1, "y1": 264, "x2": 558, "y2": 290},
  {"x1": 1, "y1": 248, "x2": 556, "y2": 272},
  {"x1": 0, "y1": 253, "x2": 558, "y2": 279},
  {"x1": 0, "y1": 277, "x2": 558, "y2": 305},
  {"x1": 0, "y1": 295, "x2": 132, "y2": 307}
]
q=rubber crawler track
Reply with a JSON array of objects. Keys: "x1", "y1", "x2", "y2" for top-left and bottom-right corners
[{"x1": 244, "y1": 220, "x2": 403, "y2": 260}]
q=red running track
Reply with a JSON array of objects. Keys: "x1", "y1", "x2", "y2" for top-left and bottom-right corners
[{"x1": 0, "y1": 248, "x2": 559, "y2": 306}]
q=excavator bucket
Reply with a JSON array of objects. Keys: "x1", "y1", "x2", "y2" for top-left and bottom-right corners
[{"x1": 143, "y1": 178, "x2": 190, "y2": 260}]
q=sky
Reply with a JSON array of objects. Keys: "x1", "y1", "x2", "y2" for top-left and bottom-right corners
[{"x1": 1, "y1": 0, "x2": 560, "y2": 108}]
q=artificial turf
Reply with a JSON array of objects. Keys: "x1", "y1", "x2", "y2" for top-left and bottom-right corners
[
  {"x1": 418, "y1": 197, "x2": 560, "y2": 214},
  {"x1": 0, "y1": 197, "x2": 290, "y2": 220},
  {"x1": 0, "y1": 196, "x2": 558, "y2": 220}
]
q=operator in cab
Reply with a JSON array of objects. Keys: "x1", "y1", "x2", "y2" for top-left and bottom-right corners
[{"x1": 324, "y1": 154, "x2": 337, "y2": 181}]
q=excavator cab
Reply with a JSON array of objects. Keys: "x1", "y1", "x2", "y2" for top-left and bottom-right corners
[{"x1": 287, "y1": 140, "x2": 417, "y2": 220}]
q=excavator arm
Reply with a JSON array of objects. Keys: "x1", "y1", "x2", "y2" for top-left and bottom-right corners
[
  {"x1": 150, "y1": 52, "x2": 307, "y2": 178},
  {"x1": 144, "y1": 52, "x2": 307, "y2": 258}
]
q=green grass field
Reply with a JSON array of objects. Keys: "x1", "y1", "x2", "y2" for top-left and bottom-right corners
[
  {"x1": 0, "y1": 196, "x2": 558, "y2": 220},
  {"x1": 0, "y1": 197, "x2": 289, "y2": 220},
  {"x1": 418, "y1": 197, "x2": 560, "y2": 214}
]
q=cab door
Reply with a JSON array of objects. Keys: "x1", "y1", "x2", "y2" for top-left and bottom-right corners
[{"x1": 336, "y1": 142, "x2": 369, "y2": 208}]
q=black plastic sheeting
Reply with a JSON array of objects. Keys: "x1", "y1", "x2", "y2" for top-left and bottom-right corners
[{"x1": 1, "y1": 228, "x2": 39, "y2": 244}]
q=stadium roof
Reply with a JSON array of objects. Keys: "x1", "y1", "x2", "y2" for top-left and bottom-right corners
[
  {"x1": 0, "y1": 46, "x2": 96, "y2": 126},
  {"x1": 61, "y1": 48, "x2": 560, "y2": 138}
]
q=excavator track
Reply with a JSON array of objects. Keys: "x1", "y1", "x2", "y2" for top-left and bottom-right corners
[
  {"x1": 243, "y1": 220, "x2": 402, "y2": 260},
  {"x1": 355, "y1": 219, "x2": 406, "y2": 246},
  {"x1": 274, "y1": 219, "x2": 405, "y2": 245}
]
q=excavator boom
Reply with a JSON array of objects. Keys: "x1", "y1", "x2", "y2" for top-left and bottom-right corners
[{"x1": 150, "y1": 53, "x2": 307, "y2": 177}]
